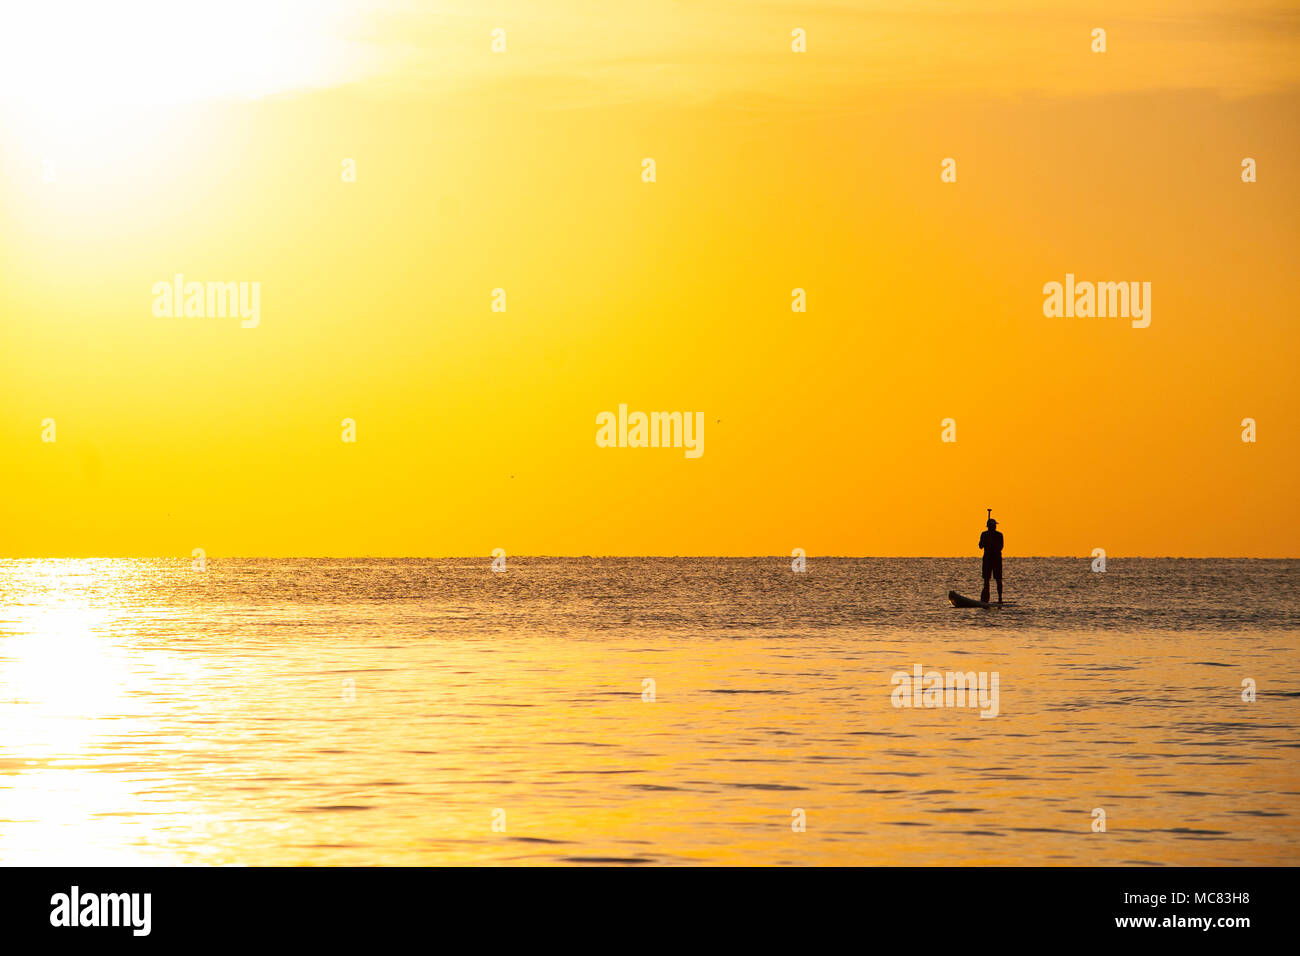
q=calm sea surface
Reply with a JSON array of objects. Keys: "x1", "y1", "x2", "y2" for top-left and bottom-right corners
[{"x1": 1, "y1": 558, "x2": 1297, "y2": 865}]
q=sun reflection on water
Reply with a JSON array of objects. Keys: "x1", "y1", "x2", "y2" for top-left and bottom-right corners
[{"x1": 0, "y1": 561, "x2": 193, "y2": 864}]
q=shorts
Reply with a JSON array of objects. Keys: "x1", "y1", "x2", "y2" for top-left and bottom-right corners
[{"x1": 982, "y1": 556, "x2": 1003, "y2": 581}]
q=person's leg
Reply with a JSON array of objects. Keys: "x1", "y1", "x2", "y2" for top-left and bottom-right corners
[
  {"x1": 995, "y1": 568, "x2": 1003, "y2": 603},
  {"x1": 980, "y1": 566, "x2": 991, "y2": 603}
]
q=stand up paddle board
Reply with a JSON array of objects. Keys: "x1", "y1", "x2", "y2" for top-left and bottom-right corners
[{"x1": 948, "y1": 590, "x2": 1016, "y2": 609}]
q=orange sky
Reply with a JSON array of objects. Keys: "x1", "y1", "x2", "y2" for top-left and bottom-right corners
[{"x1": 0, "y1": 1, "x2": 1297, "y2": 556}]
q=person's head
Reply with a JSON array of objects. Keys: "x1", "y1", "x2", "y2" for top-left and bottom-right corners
[{"x1": 986, "y1": 518, "x2": 997, "y2": 530}]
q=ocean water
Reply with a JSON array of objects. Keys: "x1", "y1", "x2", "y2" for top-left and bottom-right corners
[{"x1": 0, "y1": 557, "x2": 1297, "y2": 866}]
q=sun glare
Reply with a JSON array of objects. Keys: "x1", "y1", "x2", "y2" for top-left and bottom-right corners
[{"x1": 0, "y1": 0, "x2": 380, "y2": 144}]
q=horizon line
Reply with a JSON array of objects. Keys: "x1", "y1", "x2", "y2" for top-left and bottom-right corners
[{"x1": 2, "y1": 554, "x2": 1295, "y2": 561}]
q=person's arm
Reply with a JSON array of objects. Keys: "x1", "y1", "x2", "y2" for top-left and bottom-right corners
[{"x1": 978, "y1": 531, "x2": 987, "y2": 550}]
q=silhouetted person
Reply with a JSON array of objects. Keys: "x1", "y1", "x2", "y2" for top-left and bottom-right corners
[{"x1": 979, "y1": 518, "x2": 1004, "y2": 603}]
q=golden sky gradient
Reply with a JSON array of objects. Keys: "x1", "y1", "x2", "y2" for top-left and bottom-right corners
[{"x1": 1, "y1": 1, "x2": 1297, "y2": 556}]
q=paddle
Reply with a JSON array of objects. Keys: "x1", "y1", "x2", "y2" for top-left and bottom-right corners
[{"x1": 983, "y1": 508, "x2": 993, "y2": 603}]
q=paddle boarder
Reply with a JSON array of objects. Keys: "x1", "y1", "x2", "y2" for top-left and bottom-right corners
[{"x1": 979, "y1": 511, "x2": 1004, "y2": 604}]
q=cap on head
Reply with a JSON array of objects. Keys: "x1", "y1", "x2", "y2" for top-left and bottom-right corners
[{"x1": 986, "y1": 518, "x2": 997, "y2": 529}]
